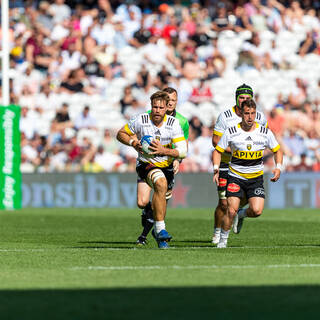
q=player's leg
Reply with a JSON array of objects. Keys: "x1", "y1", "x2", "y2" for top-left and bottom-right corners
[
  {"x1": 217, "y1": 176, "x2": 243, "y2": 248},
  {"x1": 233, "y1": 176, "x2": 265, "y2": 234},
  {"x1": 136, "y1": 180, "x2": 153, "y2": 245},
  {"x1": 212, "y1": 170, "x2": 228, "y2": 244},
  {"x1": 217, "y1": 196, "x2": 240, "y2": 248},
  {"x1": 147, "y1": 169, "x2": 171, "y2": 248}
]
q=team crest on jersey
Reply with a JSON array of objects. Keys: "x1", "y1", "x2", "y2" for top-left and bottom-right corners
[
  {"x1": 155, "y1": 130, "x2": 161, "y2": 141},
  {"x1": 247, "y1": 144, "x2": 252, "y2": 150}
]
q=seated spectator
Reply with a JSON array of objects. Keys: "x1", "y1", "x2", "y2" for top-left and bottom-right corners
[
  {"x1": 133, "y1": 64, "x2": 152, "y2": 89},
  {"x1": 233, "y1": 5, "x2": 253, "y2": 33},
  {"x1": 51, "y1": 103, "x2": 73, "y2": 133},
  {"x1": 156, "y1": 65, "x2": 172, "y2": 88},
  {"x1": 211, "y1": 2, "x2": 233, "y2": 33},
  {"x1": 124, "y1": 99, "x2": 146, "y2": 119},
  {"x1": 298, "y1": 31, "x2": 318, "y2": 57},
  {"x1": 101, "y1": 129, "x2": 119, "y2": 154},
  {"x1": 25, "y1": 28, "x2": 55, "y2": 72},
  {"x1": 120, "y1": 85, "x2": 135, "y2": 114},
  {"x1": 238, "y1": 32, "x2": 272, "y2": 71},
  {"x1": 282, "y1": 129, "x2": 306, "y2": 158},
  {"x1": 74, "y1": 105, "x2": 97, "y2": 130},
  {"x1": 189, "y1": 115, "x2": 203, "y2": 137},
  {"x1": 59, "y1": 68, "x2": 96, "y2": 94},
  {"x1": 130, "y1": 24, "x2": 152, "y2": 48},
  {"x1": 288, "y1": 78, "x2": 307, "y2": 110},
  {"x1": 81, "y1": 53, "x2": 104, "y2": 78},
  {"x1": 105, "y1": 52, "x2": 126, "y2": 80},
  {"x1": 93, "y1": 145, "x2": 123, "y2": 172},
  {"x1": 20, "y1": 106, "x2": 37, "y2": 139}
]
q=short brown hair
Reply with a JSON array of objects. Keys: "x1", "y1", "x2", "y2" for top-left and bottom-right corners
[
  {"x1": 163, "y1": 87, "x2": 177, "y2": 95},
  {"x1": 150, "y1": 91, "x2": 169, "y2": 104},
  {"x1": 241, "y1": 98, "x2": 256, "y2": 110}
]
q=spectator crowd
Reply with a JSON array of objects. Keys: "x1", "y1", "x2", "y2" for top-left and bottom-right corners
[{"x1": 3, "y1": 0, "x2": 320, "y2": 173}]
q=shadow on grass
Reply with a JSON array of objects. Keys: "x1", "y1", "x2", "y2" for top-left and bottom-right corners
[{"x1": 0, "y1": 286, "x2": 319, "y2": 320}]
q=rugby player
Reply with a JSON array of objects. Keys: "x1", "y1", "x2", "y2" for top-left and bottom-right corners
[
  {"x1": 136, "y1": 87, "x2": 189, "y2": 245},
  {"x1": 211, "y1": 84, "x2": 268, "y2": 244},
  {"x1": 212, "y1": 99, "x2": 283, "y2": 248},
  {"x1": 116, "y1": 91, "x2": 187, "y2": 249}
]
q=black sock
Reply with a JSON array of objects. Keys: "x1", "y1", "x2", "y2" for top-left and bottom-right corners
[
  {"x1": 141, "y1": 220, "x2": 154, "y2": 237},
  {"x1": 141, "y1": 202, "x2": 154, "y2": 237}
]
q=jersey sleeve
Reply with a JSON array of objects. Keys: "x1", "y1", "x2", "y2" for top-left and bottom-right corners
[
  {"x1": 124, "y1": 115, "x2": 138, "y2": 135},
  {"x1": 213, "y1": 113, "x2": 226, "y2": 137},
  {"x1": 216, "y1": 131, "x2": 229, "y2": 153},
  {"x1": 267, "y1": 129, "x2": 280, "y2": 152},
  {"x1": 171, "y1": 119, "x2": 185, "y2": 145},
  {"x1": 182, "y1": 119, "x2": 189, "y2": 140}
]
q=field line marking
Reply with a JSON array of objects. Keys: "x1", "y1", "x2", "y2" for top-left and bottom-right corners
[
  {"x1": 0, "y1": 245, "x2": 319, "y2": 253},
  {"x1": 70, "y1": 264, "x2": 320, "y2": 271}
]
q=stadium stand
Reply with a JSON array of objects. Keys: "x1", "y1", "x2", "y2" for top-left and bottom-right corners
[{"x1": 5, "y1": 0, "x2": 320, "y2": 173}]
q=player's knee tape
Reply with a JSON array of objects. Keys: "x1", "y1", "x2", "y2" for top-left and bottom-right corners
[
  {"x1": 146, "y1": 169, "x2": 165, "y2": 188},
  {"x1": 218, "y1": 190, "x2": 227, "y2": 200},
  {"x1": 166, "y1": 190, "x2": 172, "y2": 200}
]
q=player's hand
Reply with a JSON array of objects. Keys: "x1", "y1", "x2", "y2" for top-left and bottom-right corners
[
  {"x1": 270, "y1": 168, "x2": 281, "y2": 182},
  {"x1": 149, "y1": 140, "x2": 165, "y2": 156},
  {"x1": 132, "y1": 140, "x2": 143, "y2": 153},
  {"x1": 213, "y1": 170, "x2": 219, "y2": 185},
  {"x1": 173, "y1": 159, "x2": 180, "y2": 174}
]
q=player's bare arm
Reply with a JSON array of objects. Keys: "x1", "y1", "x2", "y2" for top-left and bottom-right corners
[
  {"x1": 271, "y1": 148, "x2": 283, "y2": 182},
  {"x1": 212, "y1": 149, "x2": 222, "y2": 185},
  {"x1": 116, "y1": 127, "x2": 142, "y2": 153},
  {"x1": 212, "y1": 133, "x2": 221, "y2": 147}
]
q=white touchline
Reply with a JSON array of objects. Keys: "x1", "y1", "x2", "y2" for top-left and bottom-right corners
[
  {"x1": 70, "y1": 264, "x2": 320, "y2": 271},
  {"x1": 0, "y1": 245, "x2": 319, "y2": 253}
]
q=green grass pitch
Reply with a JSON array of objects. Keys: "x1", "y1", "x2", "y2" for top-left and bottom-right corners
[{"x1": 0, "y1": 207, "x2": 320, "y2": 319}]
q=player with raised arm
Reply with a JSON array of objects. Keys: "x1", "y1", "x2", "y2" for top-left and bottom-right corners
[
  {"x1": 117, "y1": 91, "x2": 187, "y2": 249},
  {"x1": 135, "y1": 87, "x2": 189, "y2": 245},
  {"x1": 212, "y1": 99, "x2": 283, "y2": 248},
  {"x1": 211, "y1": 84, "x2": 268, "y2": 244}
]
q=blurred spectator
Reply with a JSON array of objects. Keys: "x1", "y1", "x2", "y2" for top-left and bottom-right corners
[
  {"x1": 189, "y1": 115, "x2": 203, "y2": 137},
  {"x1": 211, "y1": 2, "x2": 233, "y2": 33},
  {"x1": 288, "y1": 78, "x2": 308, "y2": 110},
  {"x1": 20, "y1": 106, "x2": 37, "y2": 139},
  {"x1": 74, "y1": 106, "x2": 97, "y2": 130},
  {"x1": 298, "y1": 31, "x2": 318, "y2": 57},
  {"x1": 59, "y1": 68, "x2": 96, "y2": 94},
  {"x1": 233, "y1": 5, "x2": 253, "y2": 33},
  {"x1": 120, "y1": 85, "x2": 135, "y2": 114},
  {"x1": 238, "y1": 32, "x2": 272, "y2": 71},
  {"x1": 102, "y1": 129, "x2": 119, "y2": 154},
  {"x1": 282, "y1": 129, "x2": 306, "y2": 158},
  {"x1": 124, "y1": 99, "x2": 146, "y2": 119},
  {"x1": 48, "y1": 0, "x2": 71, "y2": 25},
  {"x1": 51, "y1": 103, "x2": 73, "y2": 133}
]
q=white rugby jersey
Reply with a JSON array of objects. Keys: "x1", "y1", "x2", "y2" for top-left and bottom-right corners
[
  {"x1": 213, "y1": 106, "x2": 268, "y2": 167},
  {"x1": 216, "y1": 122, "x2": 280, "y2": 180},
  {"x1": 124, "y1": 112, "x2": 185, "y2": 167}
]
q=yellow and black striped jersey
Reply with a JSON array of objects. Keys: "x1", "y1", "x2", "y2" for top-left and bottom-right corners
[
  {"x1": 213, "y1": 106, "x2": 268, "y2": 168},
  {"x1": 124, "y1": 112, "x2": 185, "y2": 168},
  {"x1": 216, "y1": 122, "x2": 280, "y2": 180}
]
